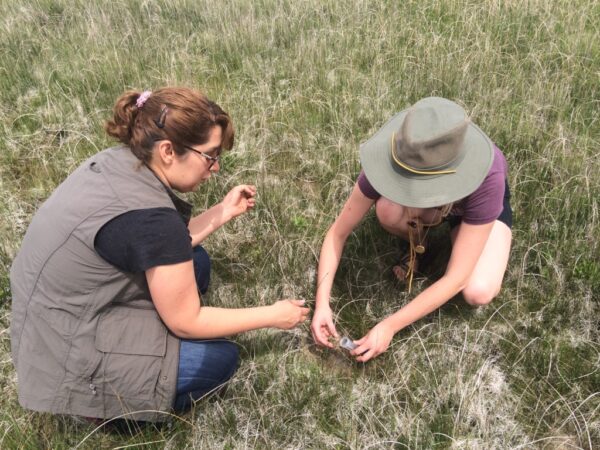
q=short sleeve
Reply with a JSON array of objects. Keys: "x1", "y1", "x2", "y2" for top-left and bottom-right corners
[
  {"x1": 357, "y1": 170, "x2": 382, "y2": 200},
  {"x1": 461, "y1": 146, "x2": 508, "y2": 225},
  {"x1": 94, "y1": 208, "x2": 193, "y2": 273}
]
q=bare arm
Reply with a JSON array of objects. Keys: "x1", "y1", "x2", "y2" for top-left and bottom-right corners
[
  {"x1": 147, "y1": 260, "x2": 309, "y2": 339},
  {"x1": 188, "y1": 184, "x2": 256, "y2": 246},
  {"x1": 353, "y1": 221, "x2": 494, "y2": 361},
  {"x1": 311, "y1": 183, "x2": 375, "y2": 347}
]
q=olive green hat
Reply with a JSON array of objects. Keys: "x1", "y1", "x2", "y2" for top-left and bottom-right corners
[{"x1": 359, "y1": 97, "x2": 494, "y2": 208}]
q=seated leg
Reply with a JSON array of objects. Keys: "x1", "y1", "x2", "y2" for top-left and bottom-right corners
[
  {"x1": 192, "y1": 245, "x2": 211, "y2": 295},
  {"x1": 173, "y1": 339, "x2": 239, "y2": 412},
  {"x1": 454, "y1": 220, "x2": 512, "y2": 306}
]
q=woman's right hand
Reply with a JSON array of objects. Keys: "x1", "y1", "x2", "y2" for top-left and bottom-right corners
[
  {"x1": 270, "y1": 299, "x2": 310, "y2": 329},
  {"x1": 221, "y1": 184, "x2": 257, "y2": 220},
  {"x1": 310, "y1": 305, "x2": 339, "y2": 348}
]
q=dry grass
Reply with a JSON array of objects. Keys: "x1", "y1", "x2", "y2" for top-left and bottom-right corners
[{"x1": 0, "y1": 0, "x2": 598, "y2": 448}]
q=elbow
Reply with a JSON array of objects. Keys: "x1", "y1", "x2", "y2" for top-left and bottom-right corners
[
  {"x1": 169, "y1": 324, "x2": 195, "y2": 339},
  {"x1": 326, "y1": 226, "x2": 350, "y2": 245},
  {"x1": 165, "y1": 314, "x2": 200, "y2": 340},
  {"x1": 166, "y1": 308, "x2": 215, "y2": 340}
]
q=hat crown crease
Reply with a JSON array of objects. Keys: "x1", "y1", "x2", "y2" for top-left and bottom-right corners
[
  {"x1": 359, "y1": 96, "x2": 495, "y2": 208},
  {"x1": 395, "y1": 105, "x2": 469, "y2": 170}
]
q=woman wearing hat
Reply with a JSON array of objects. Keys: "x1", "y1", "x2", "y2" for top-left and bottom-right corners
[{"x1": 311, "y1": 97, "x2": 512, "y2": 362}]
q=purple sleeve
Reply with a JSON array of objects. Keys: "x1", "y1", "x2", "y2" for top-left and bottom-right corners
[
  {"x1": 357, "y1": 170, "x2": 381, "y2": 200},
  {"x1": 461, "y1": 146, "x2": 507, "y2": 225}
]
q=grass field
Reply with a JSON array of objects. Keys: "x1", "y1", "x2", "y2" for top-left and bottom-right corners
[{"x1": 0, "y1": 0, "x2": 598, "y2": 448}]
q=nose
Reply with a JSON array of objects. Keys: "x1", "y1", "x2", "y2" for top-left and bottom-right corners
[{"x1": 210, "y1": 160, "x2": 220, "y2": 172}]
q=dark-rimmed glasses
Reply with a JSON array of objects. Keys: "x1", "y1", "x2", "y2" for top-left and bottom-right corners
[
  {"x1": 180, "y1": 144, "x2": 220, "y2": 169},
  {"x1": 154, "y1": 139, "x2": 220, "y2": 169}
]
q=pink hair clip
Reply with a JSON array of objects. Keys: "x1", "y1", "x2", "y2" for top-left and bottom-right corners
[{"x1": 136, "y1": 90, "x2": 152, "y2": 108}]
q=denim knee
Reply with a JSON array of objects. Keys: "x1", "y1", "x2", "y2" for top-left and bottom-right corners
[
  {"x1": 217, "y1": 341, "x2": 239, "y2": 380},
  {"x1": 192, "y1": 245, "x2": 211, "y2": 294},
  {"x1": 174, "y1": 340, "x2": 239, "y2": 412}
]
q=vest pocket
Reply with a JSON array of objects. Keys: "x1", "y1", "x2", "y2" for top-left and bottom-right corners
[{"x1": 95, "y1": 306, "x2": 168, "y2": 401}]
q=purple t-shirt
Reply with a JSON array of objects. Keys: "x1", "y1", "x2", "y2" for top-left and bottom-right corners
[{"x1": 357, "y1": 145, "x2": 508, "y2": 225}]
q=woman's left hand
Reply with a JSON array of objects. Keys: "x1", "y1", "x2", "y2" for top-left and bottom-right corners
[
  {"x1": 222, "y1": 184, "x2": 257, "y2": 219},
  {"x1": 351, "y1": 321, "x2": 396, "y2": 362}
]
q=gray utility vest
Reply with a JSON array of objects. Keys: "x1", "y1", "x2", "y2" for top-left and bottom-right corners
[{"x1": 10, "y1": 147, "x2": 182, "y2": 422}]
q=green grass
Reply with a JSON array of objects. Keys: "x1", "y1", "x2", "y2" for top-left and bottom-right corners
[{"x1": 1, "y1": 0, "x2": 598, "y2": 448}]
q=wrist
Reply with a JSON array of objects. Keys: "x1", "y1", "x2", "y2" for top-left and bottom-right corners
[
  {"x1": 314, "y1": 297, "x2": 331, "y2": 311},
  {"x1": 381, "y1": 316, "x2": 401, "y2": 334},
  {"x1": 218, "y1": 201, "x2": 235, "y2": 222},
  {"x1": 265, "y1": 303, "x2": 280, "y2": 328},
  {"x1": 315, "y1": 289, "x2": 331, "y2": 306}
]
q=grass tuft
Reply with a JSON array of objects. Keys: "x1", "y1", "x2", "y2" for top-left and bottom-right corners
[{"x1": 1, "y1": 0, "x2": 598, "y2": 448}]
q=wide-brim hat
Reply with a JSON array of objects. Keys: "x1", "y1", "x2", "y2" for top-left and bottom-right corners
[{"x1": 359, "y1": 97, "x2": 494, "y2": 208}]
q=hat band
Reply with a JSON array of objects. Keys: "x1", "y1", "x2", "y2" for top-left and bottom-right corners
[{"x1": 390, "y1": 132, "x2": 457, "y2": 175}]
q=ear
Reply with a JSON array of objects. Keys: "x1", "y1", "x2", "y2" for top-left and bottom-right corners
[{"x1": 155, "y1": 140, "x2": 176, "y2": 165}]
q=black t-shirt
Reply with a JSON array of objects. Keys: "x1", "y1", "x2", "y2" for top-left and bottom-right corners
[{"x1": 94, "y1": 190, "x2": 194, "y2": 273}]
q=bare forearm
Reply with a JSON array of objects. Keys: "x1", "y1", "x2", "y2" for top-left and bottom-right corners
[
  {"x1": 382, "y1": 276, "x2": 464, "y2": 332},
  {"x1": 174, "y1": 305, "x2": 278, "y2": 339},
  {"x1": 316, "y1": 185, "x2": 375, "y2": 309},
  {"x1": 315, "y1": 230, "x2": 348, "y2": 308},
  {"x1": 383, "y1": 222, "x2": 495, "y2": 331},
  {"x1": 188, "y1": 203, "x2": 232, "y2": 246}
]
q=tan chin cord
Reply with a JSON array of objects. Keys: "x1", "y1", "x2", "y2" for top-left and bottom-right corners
[
  {"x1": 406, "y1": 217, "x2": 425, "y2": 294},
  {"x1": 404, "y1": 203, "x2": 453, "y2": 293}
]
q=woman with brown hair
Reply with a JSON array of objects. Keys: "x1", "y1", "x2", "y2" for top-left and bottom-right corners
[{"x1": 10, "y1": 87, "x2": 309, "y2": 421}]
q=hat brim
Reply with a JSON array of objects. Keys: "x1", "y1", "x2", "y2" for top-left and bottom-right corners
[{"x1": 359, "y1": 108, "x2": 494, "y2": 208}]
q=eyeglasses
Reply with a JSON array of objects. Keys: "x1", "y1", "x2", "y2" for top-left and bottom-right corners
[
  {"x1": 153, "y1": 139, "x2": 220, "y2": 169},
  {"x1": 180, "y1": 144, "x2": 220, "y2": 169},
  {"x1": 151, "y1": 108, "x2": 220, "y2": 169}
]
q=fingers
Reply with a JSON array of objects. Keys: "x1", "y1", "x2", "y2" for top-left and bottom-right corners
[
  {"x1": 353, "y1": 336, "x2": 367, "y2": 346},
  {"x1": 300, "y1": 307, "x2": 310, "y2": 320},
  {"x1": 290, "y1": 300, "x2": 310, "y2": 316},
  {"x1": 311, "y1": 326, "x2": 335, "y2": 348},
  {"x1": 310, "y1": 318, "x2": 336, "y2": 348},
  {"x1": 238, "y1": 184, "x2": 257, "y2": 198},
  {"x1": 230, "y1": 185, "x2": 256, "y2": 212},
  {"x1": 310, "y1": 306, "x2": 339, "y2": 348},
  {"x1": 355, "y1": 349, "x2": 376, "y2": 363},
  {"x1": 244, "y1": 186, "x2": 256, "y2": 209},
  {"x1": 287, "y1": 300, "x2": 309, "y2": 327},
  {"x1": 351, "y1": 333, "x2": 375, "y2": 361},
  {"x1": 220, "y1": 189, "x2": 255, "y2": 219},
  {"x1": 351, "y1": 342, "x2": 375, "y2": 362},
  {"x1": 328, "y1": 322, "x2": 339, "y2": 341},
  {"x1": 355, "y1": 331, "x2": 390, "y2": 362}
]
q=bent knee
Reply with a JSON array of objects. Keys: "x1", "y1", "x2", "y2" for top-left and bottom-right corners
[
  {"x1": 215, "y1": 341, "x2": 240, "y2": 379},
  {"x1": 193, "y1": 245, "x2": 212, "y2": 294},
  {"x1": 462, "y1": 281, "x2": 500, "y2": 306},
  {"x1": 193, "y1": 245, "x2": 211, "y2": 270},
  {"x1": 223, "y1": 341, "x2": 240, "y2": 369}
]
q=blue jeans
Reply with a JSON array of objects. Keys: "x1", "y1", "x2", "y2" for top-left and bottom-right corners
[{"x1": 173, "y1": 246, "x2": 239, "y2": 412}]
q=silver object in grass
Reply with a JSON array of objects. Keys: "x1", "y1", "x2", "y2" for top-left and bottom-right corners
[{"x1": 339, "y1": 336, "x2": 357, "y2": 351}]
